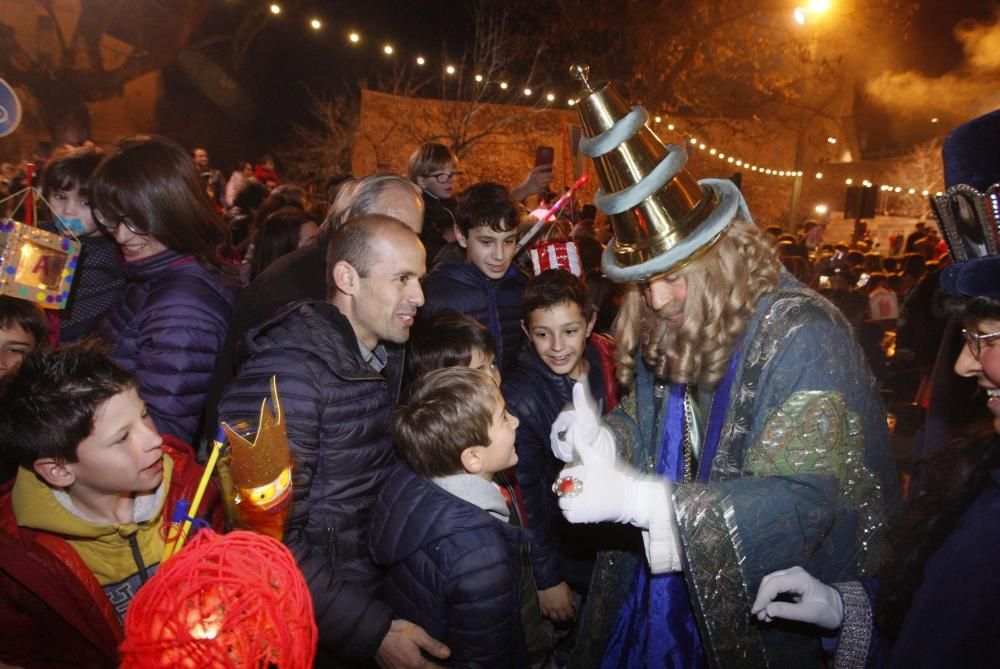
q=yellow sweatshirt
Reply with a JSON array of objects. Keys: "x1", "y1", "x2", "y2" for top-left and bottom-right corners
[{"x1": 11, "y1": 454, "x2": 175, "y2": 622}]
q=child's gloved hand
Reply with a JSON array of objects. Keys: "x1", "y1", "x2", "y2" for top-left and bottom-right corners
[{"x1": 549, "y1": 381, "x2": 616, "y2": 464}]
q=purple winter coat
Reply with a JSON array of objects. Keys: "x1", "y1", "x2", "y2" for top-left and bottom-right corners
[{"x1": 98, "y1": 250, "x2": 236, "y2": 444}]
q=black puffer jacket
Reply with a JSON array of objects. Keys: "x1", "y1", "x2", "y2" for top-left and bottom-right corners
[
  {"x1": 422, "y1": 261, "x2": 527, "y2": 374},
  {"x1": 369, "y1": 464, "x2": 528, "y2": 668},
  {"x1": 501, "y1": 342, "x2": 622, "y2": 591},
  {"x1": 218, "y1": 300, "x2": 400, "y2": 663}
]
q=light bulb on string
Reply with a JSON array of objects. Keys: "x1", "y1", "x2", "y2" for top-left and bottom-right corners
[{"x1": 269, "y1": 4, "x2": 281, "y2": 15}]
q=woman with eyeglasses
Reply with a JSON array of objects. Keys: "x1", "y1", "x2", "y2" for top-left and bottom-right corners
[{"x1": 90, "y1": 135, "x2": 237, "y2": 446}]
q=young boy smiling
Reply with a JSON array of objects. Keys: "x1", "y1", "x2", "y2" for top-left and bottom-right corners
[
  {"x1": 501, "y1": 269, "x2": 620, "y2": 646},
  {"x1": 422, "y1": 182, "x2": 527, "y2": 374},
  {"x1": 0, "y1": 345, "x2": 220, "y2": 667},
  {"x1": 369, "y1": 367, "x2": 531, "y2": 667}
]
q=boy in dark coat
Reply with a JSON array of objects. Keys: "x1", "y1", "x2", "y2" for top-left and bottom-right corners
[
  {"x1": 370, "y1": 367, "x2": 529, "y2": 668},
  {"x1": 421, "y1": 183, "x2": 527, "y2": 374},
  {"x1": 501, "y1": 269, "x2": 624, "y2": 660}
]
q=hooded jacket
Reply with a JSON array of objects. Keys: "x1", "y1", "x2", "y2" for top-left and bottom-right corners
[
  {"x1": 369, "y1": 465, "x2": 528, "y2": 668},
  {"x1": 217, "y1": 300, "x2": 401, "y2": 663},
  {"x1": 0, "y1": 436, "x2": 219, "y2": 668},
  {"x1": 421, "y1": 261, "x2": 527, "y2": 373}
]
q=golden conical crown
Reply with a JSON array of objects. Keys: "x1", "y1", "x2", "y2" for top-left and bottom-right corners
[{"x1": 571, "y1": 65, "x2": 740, "y2": 281}]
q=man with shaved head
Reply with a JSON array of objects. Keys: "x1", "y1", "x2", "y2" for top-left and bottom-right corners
[
  {"x1": 219, "y1": 216, "x2": 449, "y2": 667},
  {"x1": 203, "y1": 175, "x2": 425, "y2": 447}
]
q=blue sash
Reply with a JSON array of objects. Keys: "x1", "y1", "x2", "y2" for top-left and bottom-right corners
[{"x1": 601, "y1": 351, "x2": 740, "y2": 668}]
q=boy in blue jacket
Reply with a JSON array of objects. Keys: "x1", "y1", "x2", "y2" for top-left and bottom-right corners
[
  {"x1": 369, "y1": 366, "x2": 529, "y2": 668},
  {"x1": 501, "y1": 269, "x2": 626, "y2": 661},
  {"x1": 421, "y1": 183, "x2": 527, "y2": 374}
]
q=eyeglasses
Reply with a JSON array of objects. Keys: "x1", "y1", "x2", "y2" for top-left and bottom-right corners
[
  {"x1": 961, "y1": 327, "x2": 1000, "y2": 360},
  {"x1": 94, "y1": 209, "x2": 144, "y2": 235},
  {"x1": 427, "y1": 171, "x2": 464, "y2": 184}
]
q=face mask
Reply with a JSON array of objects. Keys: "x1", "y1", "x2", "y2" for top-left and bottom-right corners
[{"x1": 56, "y1": 217, "x2": 88, "y2": 236}]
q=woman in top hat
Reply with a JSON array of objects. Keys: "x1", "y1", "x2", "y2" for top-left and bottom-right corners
[{"x1": 752, "y1": 109, "x2": 1000, "y2": 667}]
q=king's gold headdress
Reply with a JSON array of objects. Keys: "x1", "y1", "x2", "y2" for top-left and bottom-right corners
[{"x1": 570, "y1": 64, "x2": 750, "y2": 283}]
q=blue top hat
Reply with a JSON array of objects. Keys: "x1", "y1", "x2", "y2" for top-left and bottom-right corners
[
  {"x1": 934, "y1": 109, "x2": 1000, "y2": 298},
  {"x1": 942, "y1": 108, "x2": 1000, "y2": 192}
]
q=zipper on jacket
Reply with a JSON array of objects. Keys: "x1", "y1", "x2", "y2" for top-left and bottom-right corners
[
  {"x1": 129, "y1": 533, "x2": 150, "y2": 585},
  {"x1": 326, "y1": 526, "x2": 337, "y2": 562}
]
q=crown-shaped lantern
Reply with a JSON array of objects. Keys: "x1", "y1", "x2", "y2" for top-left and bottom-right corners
[
  {"x1": 570, "y1": 64, "x2": 748, "y2": 282},
  {"x1": 218, "y1": 376, "x2": 292, "y2": 540}
]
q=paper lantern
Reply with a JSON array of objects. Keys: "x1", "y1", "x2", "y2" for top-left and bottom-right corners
[
  {"x1": 120, "y1": 530, "x2": 316, "y2": 669},
  {"x1": 0, "y1": 218, "x2": 80, "y2": 309},
  {"x1": 529, "y1": 240, "x2": 583, "y2": 277},
  {"x1": 217, "y1": 376, "x2": 292, "y2": 540}
]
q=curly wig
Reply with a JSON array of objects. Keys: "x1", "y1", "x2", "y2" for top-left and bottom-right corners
[{"x1": 612, "y1": 219, "x2": 781, "y2": 387}]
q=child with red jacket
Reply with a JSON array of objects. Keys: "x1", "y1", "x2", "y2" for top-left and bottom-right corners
[{"x1": 0, "y1": 345, "x2": 220, "y2": 668}]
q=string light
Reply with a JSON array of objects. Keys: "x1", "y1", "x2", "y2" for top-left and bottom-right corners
[{"x1": 266, "y1": 4, "x2": 942, "y2": 188}]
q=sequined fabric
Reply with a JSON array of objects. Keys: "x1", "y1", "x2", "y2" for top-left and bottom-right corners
[{"x1": 571, "y1": 274, "x2": 898, "y2": 668}]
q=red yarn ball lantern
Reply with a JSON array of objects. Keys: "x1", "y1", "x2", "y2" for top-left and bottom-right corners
[{"x1": 120, "y1": 529, "x2": 316, "y2": 668}]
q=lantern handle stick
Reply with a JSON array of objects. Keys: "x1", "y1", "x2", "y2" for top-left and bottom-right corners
[
  {"x1": 163, "y1": 426, "x2": 225, "y2": 561},
  {"x1": 515, "y1": 174, "x2": 589, "y2": 254}
]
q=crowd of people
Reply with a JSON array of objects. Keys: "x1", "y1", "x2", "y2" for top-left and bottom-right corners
[{"x1": 0, "y1": 98, "x2": 996, "y2": 669}]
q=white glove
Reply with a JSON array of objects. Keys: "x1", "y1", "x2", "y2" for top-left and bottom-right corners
[
  {"x1": 556, "y1": 440, "x2": 666, "y2": 529},
  {"x1": 750, "y1": 566, "x2": 845, "y2": 630},
  {"x1": 550, "y1": 381, "x2": 616, "y2": 464}
]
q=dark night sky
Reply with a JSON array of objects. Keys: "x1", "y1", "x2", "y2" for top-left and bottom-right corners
[{"x1": 158, "y1": 0, "x2": 1000, "y2": 168}]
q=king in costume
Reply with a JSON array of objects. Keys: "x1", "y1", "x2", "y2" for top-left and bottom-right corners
[{"x1": 554, "y1": 66, "x2": 899, "y2": 668}]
